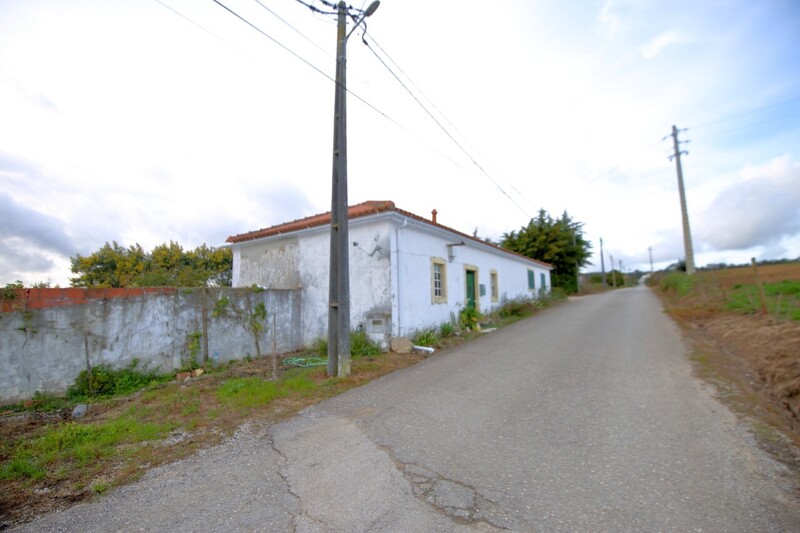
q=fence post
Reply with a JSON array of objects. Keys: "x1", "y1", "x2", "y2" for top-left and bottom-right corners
[{"x1": 751, "y1": 258, "x2": 768, "y2": 315}]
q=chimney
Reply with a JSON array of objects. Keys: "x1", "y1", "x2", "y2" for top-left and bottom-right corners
[{"x1": 431, "y1": 209, "x2": 438, "y2": 224}]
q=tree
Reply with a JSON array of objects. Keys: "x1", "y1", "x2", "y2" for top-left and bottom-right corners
[
  {"x1": 70, "y1": 241, "x2": 232, "y2": 288},
  {"x1": 500, "y1": 209, "x2": 593, "y2": 293}
]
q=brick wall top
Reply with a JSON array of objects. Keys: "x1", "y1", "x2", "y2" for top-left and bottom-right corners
[{"x1": 1, "y1": 287, "x2": 178, "y2": 312}]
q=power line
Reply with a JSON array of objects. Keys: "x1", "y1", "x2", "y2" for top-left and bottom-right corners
[
  {"x1": 205, "y1": 0, "x2": 475, "y2": 174},
  {"x1": 689, "y1": 95, "x2": 800, "y2": 130},
  {"x1": 252, "y1": 0, "x2": 331, "y2": 58},
  {"x1": 360, "y1": 33, "x2": 532, "y2": 219},
  {"x1": 209, "y1": 0, "x2": 397, "y2": 125},
  {"x1": 293, "y1": 0, "x2": 337, "y2": 16}
]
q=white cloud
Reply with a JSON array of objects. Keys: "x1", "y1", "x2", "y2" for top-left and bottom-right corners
[
  {"x1": 640, "y1": 31, "x2": 683, "y2": 59},
  {"x1": 696, "y1": 155, "x2": 800, "y2": 250}
]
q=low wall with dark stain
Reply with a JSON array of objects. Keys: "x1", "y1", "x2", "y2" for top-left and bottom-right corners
[{"x1": 0, "y1": 288, "x2": 302, "y2": 402}]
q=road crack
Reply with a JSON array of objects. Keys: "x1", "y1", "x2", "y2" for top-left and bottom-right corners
[{"x1": 377, "y1": 445, "x2": 510, "y2": 530}]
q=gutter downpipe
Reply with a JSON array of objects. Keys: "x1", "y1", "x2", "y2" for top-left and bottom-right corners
[{"x1": 391, "y1": 218, "x2": 408, "y2": 338}]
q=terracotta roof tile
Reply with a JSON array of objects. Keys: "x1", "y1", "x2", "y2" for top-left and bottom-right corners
[
  {"x1": 226, "y1": 200, "x2": 396, "y2": 244},
  {"x1": 226, "y1": 200, "x2": 551, "y2": 269}
]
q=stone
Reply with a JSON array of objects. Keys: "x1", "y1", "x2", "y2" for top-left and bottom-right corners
[
  {"x1": 390, "y1": 337, "x2": 414, "y2": 354},
  {"x1": 72, "y1": 403, "x2": 89, "y2": 419}
]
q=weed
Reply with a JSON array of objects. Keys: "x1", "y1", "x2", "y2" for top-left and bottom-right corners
[
  {"x1": 67, "y1": 360, "x2": 171, "y2": 401},
  {"x1": 0, "y1": 417, "x2": 174, "y2": 482},
  {"x1": 439, "y1": 321, "x2": 455, "y2": 337},
  {"x1": 350, "y1": 329, "x2": 382, "y2": 357},
  {"x1": 659, "y1": 272, "x2": 697, "y2": 296},
  {"x1": 312, "y1": 331, "x2": 382, "y2": 358},
  {"x1": 212, "y1": 296, "x2": 230, "y2": 317},
  {"x1": 459, "y1": 306, "x2": 481, "y2": 330},
  {"x1": 185, "y1": 332, "x2": 203, "y2": 368},
  {"x1": 412, "y1": 328, "x2": 440, "y2": 347}
]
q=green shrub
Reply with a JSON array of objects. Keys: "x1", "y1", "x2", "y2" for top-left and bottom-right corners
[
  {"x1": 459, "y1": 306, "x2": 481, "y2": 330},
  {"x1": 498, "y1": 298, "x2": 531, "y2": 318},
  {"x1": 439, "y1": 322, "x2": 455, "y2": 337},
  {"x1": 311, "y1": 330, "x2": 382, "y2": 358},
  {"x1": 412, "y1": 328, "x2": 440, "y2": 347},
  {"x1": 350, "y1": 329, "x2": 382, "y2": 357},
  {"x1": 67, "y1": 360, "x2": 170, "y2": 400},
  {"x1": 658, "y1": 272, "x2": 697, "y2": 296}
]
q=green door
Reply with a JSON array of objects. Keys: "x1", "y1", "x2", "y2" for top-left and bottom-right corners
[{"x1": 466, "y1": 270, "x2": 476, "y2": 309}]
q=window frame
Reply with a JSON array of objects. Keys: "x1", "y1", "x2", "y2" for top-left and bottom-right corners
[
  {"x1": 431, "y1": 257, "x2": 448, "y2": 304},
  {"x1": 490, "y1": 269, "x2": 499, "y2": 302}
]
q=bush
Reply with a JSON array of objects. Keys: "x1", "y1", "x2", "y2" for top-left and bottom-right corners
[
  {"x1": 350, "y1": 329, "x2": 382, "y2": 357},
  {"x1": 68, "y1": 360, "x2": 170, "y2": 400},
  {"x1": 439, "y1": 322, "x2": 455, "y2": 337},
  {"x1": 459, "y1": 306, "x2": 481, "y2": 330},
  {"x1": 412, "y1": 328, "x2": 440, "y2": 347},
  {"x1": 498, "y1": 298, "x2": 531, "y2": 318},
  {"x1": 658, "y1": 272, "x2": 697, "y2": 296},
  {"x1": 312, "y1": 330, "x2": 382, "y2": 358}
]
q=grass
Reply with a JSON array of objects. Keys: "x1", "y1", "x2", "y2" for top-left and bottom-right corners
[
  {"x1": 653, "y1": 268, "x2": 800, "y2": 321},
  {"x1": 1, "y1": 416, "x2": 174, "y2": 482},
  {"x1": 0, "y1": 290, "x2": 567, "y2": 525},
  {"x1": 726, "y1": 280, "x2": 800, "y2": 320},
  {"x1": 217, "y1": 372, "x2": 316, "y2": 410}
]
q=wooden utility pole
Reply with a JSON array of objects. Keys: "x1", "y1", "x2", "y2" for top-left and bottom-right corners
[
  {"x1": 328, "y1": 1, "x2": 350, "y2": 377},
  {"x1": 600, "y1": 237, "x2": 607, "y2": 287},
  {"x1": 610, "y1": 254, "x2": 616, "y2": 288},
  {"x1": 327, "y1": 1, "x2": 380, "y2": 377},
  {"x1": 670, "y1": 125, "x2": 696, "y2": 274}
]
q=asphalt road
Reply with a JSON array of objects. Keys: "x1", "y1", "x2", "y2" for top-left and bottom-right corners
[{"x1": 17, "y1": 286, "x2": 800, "y2": 532}]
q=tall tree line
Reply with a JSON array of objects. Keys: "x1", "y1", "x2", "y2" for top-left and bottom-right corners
[
  {"x1": 70, "y1": 241, "x2": 232, "y2": 288},
  {"x1": 501, "y1": 209, "x2": 592, "y2": 293}
]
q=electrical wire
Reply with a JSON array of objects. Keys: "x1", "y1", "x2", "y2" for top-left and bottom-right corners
[
  {"x1": 688, "y1": 96, "x2": 800, "y2": 130},
  {"x1": 293, "y1": 0, "x2": 337, "y2": 16},
  {"x1": 206, "y1": 0, "x2": 474, "y2": 173},
  {"x1": 360, "y1": 33, "x2": 532, "y2": 219},
  {"x1": 252, "y1": 0, "x2": 331, "y2": 58}
]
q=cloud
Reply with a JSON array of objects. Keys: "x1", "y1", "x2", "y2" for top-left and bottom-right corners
[
  {"x1": 640, "y1": 31, "x2": 682, "y2": 59},
  {"x1": 696, "y1": 156, "x2": 800, "y2": 251},
  {"x1": 0, "y1": 192, "x2": 76, "y2": 257}
]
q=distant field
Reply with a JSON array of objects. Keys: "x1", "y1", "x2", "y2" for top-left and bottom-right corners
[
  {"x1": 692, "y1": 263, "x2": 800, "y2": 320},
  {"x1": 698, "y1": 262, "x2": 800, "y2": 288}
]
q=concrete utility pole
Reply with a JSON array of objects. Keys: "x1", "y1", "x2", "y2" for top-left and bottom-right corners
[
  {"x1": 600, "y1": 237, "x2": 607, "y2": 287},
  {"x1": 670, "y1": 125, "x2": 696, "y2": 275},
  {"x1": 327, "y1": 1, "x2": 380, "y2": 377},
  {"x1": 648, "y1": 246, "x2": 654, "y2": 274}
]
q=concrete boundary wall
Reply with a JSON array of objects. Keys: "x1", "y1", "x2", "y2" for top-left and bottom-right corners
[{"x1": 0, "y1": 288, "x2": 302, "y2": 402}]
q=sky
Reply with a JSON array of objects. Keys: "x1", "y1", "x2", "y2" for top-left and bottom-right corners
[{"x1": 1, "y1": 0, "x2": 799, "y2": 286}]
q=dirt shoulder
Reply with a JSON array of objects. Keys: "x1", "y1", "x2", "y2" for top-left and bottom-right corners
[{"x1": 651, "y1": 272, "x2": 800, "y2": 472}]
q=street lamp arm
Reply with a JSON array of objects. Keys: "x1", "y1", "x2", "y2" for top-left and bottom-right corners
[{"x1": 345, "y1": 0, "x2": 379, "y2": 40}]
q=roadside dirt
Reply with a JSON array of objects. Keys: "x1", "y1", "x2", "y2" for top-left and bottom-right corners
[
  {"x1": 0, "y1": 350, "x2": 430, "y2": 528},
  {"x1": 653, "y1": 263, "x2": 800, "y2": 471}
]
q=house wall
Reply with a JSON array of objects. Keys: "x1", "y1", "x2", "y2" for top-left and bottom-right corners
[
  {"x1": 392, "y1": 221, "x2": 551, "y2": 337},
  {"x1": 231, "y1": 213, "x2": 551, "y2": 344},
  {"x1": 232, "y1": 220, "x2": 393, "y2": 347}
]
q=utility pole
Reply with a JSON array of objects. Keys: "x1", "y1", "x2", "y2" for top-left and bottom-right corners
[
  {"x1": 600, "y1": 237, "x2": 607, "y2": 288},
  {"x1": 610, "y1": 254, "x2": 616, "y2": 288},
  {"x1": 670, "y1": 125, "x2": 695, "y2": 275},
  {"x1": 327, "y1": 1, "x2": 380, "y2": 377},
  {"x1": 648, "y1": 246, "x2": 654, "y2": 274}
]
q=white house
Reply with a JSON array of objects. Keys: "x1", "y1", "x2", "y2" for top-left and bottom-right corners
[{"x1": 227, "y1": 200, "x2": 551, "y2": 347}]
